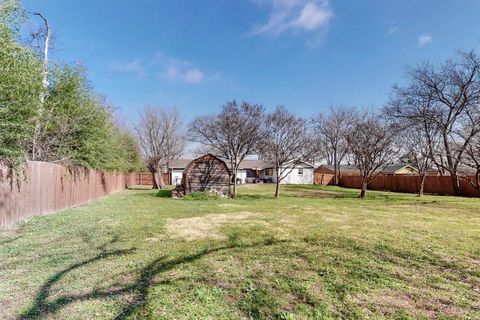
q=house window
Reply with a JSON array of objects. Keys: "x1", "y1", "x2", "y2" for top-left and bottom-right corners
[
  {"x1": 265, "y1": 169, "x2": 273, "y2": 176},
  {"x1": 246, "y1": 169, "x2": 256, "y2": 178},
  {"x1": 298, "y1": 168, "x2": 303, "y2": 175}
]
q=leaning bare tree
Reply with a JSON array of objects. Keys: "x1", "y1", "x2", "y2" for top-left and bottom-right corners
[
  {"x1": 387, "y1": 51, "x2": 480, "y2": 195},
  {"x1": 312, "y1": 106, "x2": 356, "y2": 185},
  {"x1": 260, "y1": 106, "x2": 314, "y2": 198},
  {"x1": 27, "y1": 11, "x2": 52, "y2": 161},
  {"x1": 188, "y1": 101, "x2": 264, "y2": 198},
  {"x1": 135, "y1": 106, "x2": 184, "y2": 189},
  {"x1": 346, "y1": 113, "x2": 397, "y2": 198}
]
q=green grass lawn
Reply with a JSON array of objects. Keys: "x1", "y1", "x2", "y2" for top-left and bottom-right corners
[{"x1": 0, "y1": 185, "x2": 479, "y2": 320}]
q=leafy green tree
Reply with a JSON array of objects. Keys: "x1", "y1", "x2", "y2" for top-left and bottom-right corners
[
  {"x1": 36, "y1": 64, "x2": 141, "y2": 171},
  {"x1": 0, "y1": 0, "x2": 24, "y2": 31},
  {"x1": 1, "y1": 1, "x2": 141, "y2": 173},
  {"x1": 0, "y1": 25, "x2": 42, "y2": 168}
]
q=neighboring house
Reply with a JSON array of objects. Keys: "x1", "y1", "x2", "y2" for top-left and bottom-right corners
[
  {"x1": 259, "y1": 160, "x2": 314, "y2": 184},
  {"x1": 315, "y1": 164, "x2": 419, "y2": 178},
  {"x1": 166, "y1": 157, "x2": 314, "y2": 185},
  {"x1": 380, "y1": 164, "x2": 419, "y2": 176},
  {"x1": 168, "y1": 159, "x2": 191, "y2": 186}
]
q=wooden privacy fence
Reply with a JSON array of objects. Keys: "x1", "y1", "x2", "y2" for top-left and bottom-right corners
[
  {"x1": 340, "y1": 175, "x2": 480, "y2": 197},
  {"x1": 314, "y1": 173, "x2": 334, "y2": 185},
  {"x1": 0, "y1": 161, "x2": 133, "y2": 228},
  {"x1": 132, "y1": 172, "x2": 170, "y2": 186}
]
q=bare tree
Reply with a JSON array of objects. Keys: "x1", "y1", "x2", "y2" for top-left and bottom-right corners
[
  {"x1": 387, "y1": 51, "x2": 480, "y2": 195},
  {"x1": 312, "y1": 106, "x2": 356, "y2": 185},
  {"x1": 188, "y1": 101, "x2": 264, "y2": 198},
  {"x1": 27, "y1": 11, "x2": 52, "y2": 160},
  {"x1": 259, "y1": 106, "x2": 315, "y2": 198},
  {"x1": 346, "y1": 112, "x2": 397, "y2": 198},
  {"x1": 461, "y1": 135, "x2": 480, "y2": 189},
  {"x1": 397, "y1": 125, "x2": 438, "y2": 196},
  {"x1": 190, "y1": 144, "x2": 215, "y2": 158},
  {"x1": 385, "y1": 98, "x2": 440, "y2": 196},
  {"x1": 135, "y1": 106, "x2": 184, "y2": 189}
]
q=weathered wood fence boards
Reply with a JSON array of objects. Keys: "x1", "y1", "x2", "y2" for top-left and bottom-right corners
[
  {"x1": 314, "y1": 173, "x2": 334, "y2": 185},
  {"x1": 134, "y1": 172, "x2": 154, "y2": 186},
  {"x1": 132, "y1": 172, "x2": 170, "y2": 186},
  {"x1": 340, "y1": 175, "x2": 480, "y2": 197},
  {"x1": 0, "y1": 161, "x2": 131, "y2": 228}
]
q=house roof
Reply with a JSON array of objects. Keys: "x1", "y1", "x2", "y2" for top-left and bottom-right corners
[
  {"x1": 168, "y1": 159, "x2": 192, "y2": 169},
  {"x1": 381, "y1": 164, "x2": 417, "y2": 174},
  {"x1": 237, "y1": 159, "x2": 272, "y2": 169},
  {"x1": 167, "y1": 158, "x2": 312, "y2": 170},
  {"x1": 316, "y1": 164, "x2": 358, "y2": 173}
]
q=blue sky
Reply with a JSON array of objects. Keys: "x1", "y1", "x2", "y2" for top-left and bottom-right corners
[{"x1": 22, "y1": 0, "x2": 480, "y2": 123}]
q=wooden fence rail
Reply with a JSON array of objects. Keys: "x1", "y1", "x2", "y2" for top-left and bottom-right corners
[
  {"x1": 132, "y1": 172, "x2": 170, "y2": 186},
  {"x1": 340, "y1": 175, "x2": 480, "y2": 197},
  {"x1": 0, "y1": 161, "x2": 134, "y2": 228}
]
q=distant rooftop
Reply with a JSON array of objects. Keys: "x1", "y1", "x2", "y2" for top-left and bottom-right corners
[
  {"x1": 167, "y1": 158, "x2": 272, "y2": 169},
  {"x1": 167, "y1": 158, "x2": 314, "y2": 169}
]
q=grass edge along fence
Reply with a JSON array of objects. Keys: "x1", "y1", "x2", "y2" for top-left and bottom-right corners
[
  {"x1": 0, "y1": 161, "x2": 135, "y2": 228},
  {"x1": 340, "y1": 175, "x2": 480, "y2": 197}
]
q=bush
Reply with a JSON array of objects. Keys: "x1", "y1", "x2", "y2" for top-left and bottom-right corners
[{"x1": 182, "y1": 191, "x2": 221, "y2": 200}]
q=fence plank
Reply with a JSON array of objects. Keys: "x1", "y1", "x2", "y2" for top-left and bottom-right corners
[
  {"x1": 340, "y1": 175, "x2": 480, "y2": 197},
  {"x1": 0, "y1": 161, "x2": 132, "y2": 228}
]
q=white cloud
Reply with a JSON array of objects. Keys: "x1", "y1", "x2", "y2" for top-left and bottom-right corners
[
  {"x1": 110, "y1": 53, "x2": 211, "y2": 84},
  {"x1": 418, "y1": 34, "x2": 432, "y2": 46},
  {"x1": 164, "y1": 65, "x2": 205, "y2": 84},
  {"x1": 109, "y1": 59, "x2": 146, "y2": 79},
  {"x1": 387, "y1": 25, "x2": 399, "y2": 35},
  {"x1": 155, "y1": 53, "x2": 206, "y2": 84},
  {"x1": 253, "y1": 0, "x2": 333, "y2": 35}
]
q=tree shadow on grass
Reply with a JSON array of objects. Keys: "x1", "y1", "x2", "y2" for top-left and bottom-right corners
[
  {"x1": 0, "y1": 235, "x2": 23, "y2": 246},
  {"x1": 18, "y1": 238, "x2": 136, "y2": 319},
  {"x1": 18, "y1": 238, "x2": 284, "y2": 319},
  {"x1": 127, "y1": 186, "x2": 154, "y2": 190},
  {"x1": 129, "y1": 189, "x2": 172, "y2": 199},
  {"x1": 156, "y1": 189, "x2": 172, "y2": 198},
  {"x1": 281, "y1": 185, "x2": 356, "y2": 199},
  {"x1": 234, "y1": 194, "x2": 272, "y2": 200}
]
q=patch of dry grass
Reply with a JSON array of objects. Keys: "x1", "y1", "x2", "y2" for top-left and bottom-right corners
[{"x1": 163, "y1": 212, "x2": 254, "y2": 241}]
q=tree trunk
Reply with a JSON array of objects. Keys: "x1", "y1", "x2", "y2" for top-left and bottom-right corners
[
  {"x1": 274, "y1": 167, "x2": 280, "y2": 198},
  {"x1": 418, "y1": 173, "x2": 426, "y2": 197},
  {"x1": 450, "y1": 174, "x2": 461, "y2": 196},
  {"x1": 231, "y1": 168, "x2": 237, "y2": 198},
  {"x1": 151, "y1": 164, "x2": 166, "y2": 190},
  {"x1": 32, "y1": 13, "x2": 51, "y2": 161},
  {"x1": 152, "y1": 171, "x2": 159, "y2": 189},
  {"x1": 441, "y1": 132, "x2": 462, "y2": 196},
  {"x1": 275, "y1": 181, "x2": 280, "y2": 198},
  {"x1": 158, "y1": 163, "x2": 167, "y2": 189},
  {"x1": 333, "y1": 154, "x2": 338, "y2": 185},
  {"x1": 359, "y1": 180, "x2": 367, "y2": 198}
]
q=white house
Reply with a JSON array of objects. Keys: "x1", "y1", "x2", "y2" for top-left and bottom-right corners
[
  {"x1": 167, "y1": 159, "x2": 191, "y2": 186},
  {"x1": 259, "y1": 160, "x2": 314, "y2": 184},
  {"x1": 166, "y1": 158, "x2": 314, "y2": 185}
]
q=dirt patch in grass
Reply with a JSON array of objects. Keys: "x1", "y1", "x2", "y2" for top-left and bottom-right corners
[
  {"x1": 164, "y1": 212, "x2": 254, "y2": 241},
  {"x1": 354, "y1": 289, "x2": 467, "y2": 319}
]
